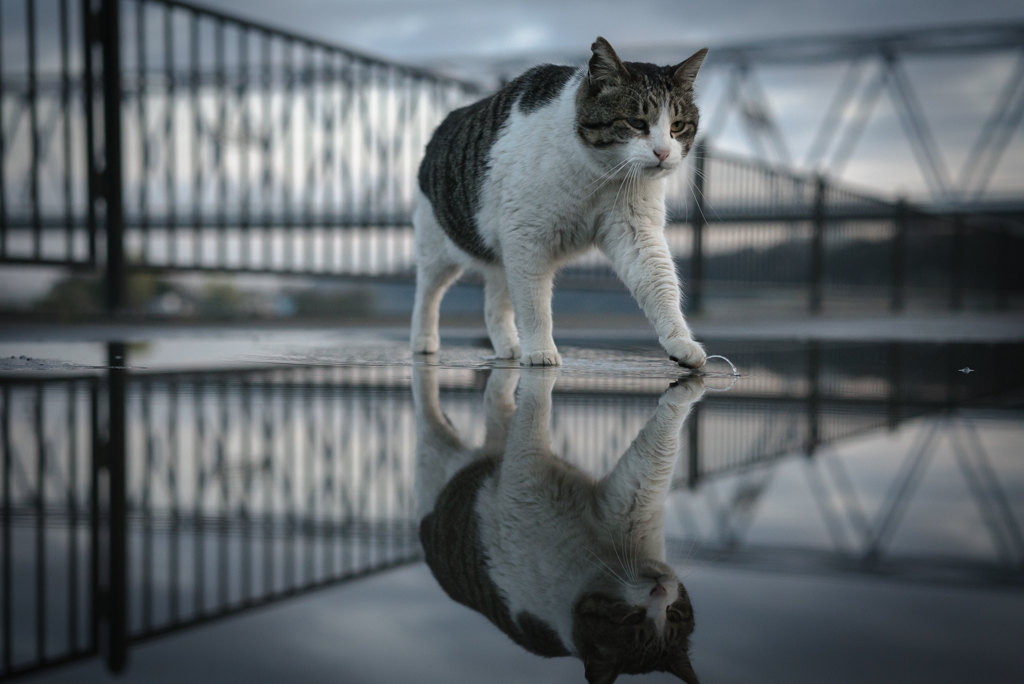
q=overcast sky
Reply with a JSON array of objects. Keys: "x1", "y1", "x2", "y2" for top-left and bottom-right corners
[{"x1": 197, "y1": 0, "x2": 1024, "y2": 62}]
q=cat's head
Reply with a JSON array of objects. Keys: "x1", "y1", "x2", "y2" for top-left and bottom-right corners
[
  {"x1": 576, "y1": 37, "x2": 707, "y2": 179},
  {"x1": 573, "y1": 557, "x2": 698, "y2": 684}
]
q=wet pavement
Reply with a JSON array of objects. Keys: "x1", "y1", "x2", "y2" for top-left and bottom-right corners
[{"x1": 0, "y1": 326, "x2": 1022, "y2": 683}]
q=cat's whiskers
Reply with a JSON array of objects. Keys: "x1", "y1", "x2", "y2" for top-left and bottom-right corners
[
  {"x1": 581, "y1": 157, "x2": 634, "y2": 199},
  {"x1": 687, "y1": 167, "x2": 723, "y2": 222},
  {"x1": 616, "y1": 162, "x2": 642, "y2": 219},
  {"x1": 586, "y1": 548, "x2": 629, "y2": 588},
  {"x1": 685, "y1": 179, "x2": 713, "y2": 227},
  {"x1": 614, "y1": 533, "x2": 639, "y2": 584},
  {"x1": 611, "y1": 162, "x2": 637, "y2": 215}
]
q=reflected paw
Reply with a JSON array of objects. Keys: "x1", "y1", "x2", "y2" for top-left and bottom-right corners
[
  {"x1": 662, "y1": 375, "x2": 706, "y2": 407},
  {"x1": 521, "y1": 349, "x2": 562, "y2": 367},
  {"x1": 664, "y1": 336, "x2": 706, "y2": 369},
  {"x1": 412, "y1": 334, "x2": 440, "y2": 355}
]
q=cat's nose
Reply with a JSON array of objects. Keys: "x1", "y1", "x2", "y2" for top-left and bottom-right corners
[
  {"x1": 653, "y1": 148, "x2": 670, "y2": 162},
  {"x1": 650, "y1": 583, "x2": 667, "y2": 597}
]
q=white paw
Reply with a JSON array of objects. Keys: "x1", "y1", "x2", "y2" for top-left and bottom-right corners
[
  {"x1": 492, "y1": 340, "x2": 522, "y2": 359},
  {"x1": 412, "y1": 334, "x2": 440, "y2": 355},
  {"x1": 663, "y1": 335, "x2": 706, "y2": 369},
  {"x1": 660, "y1": 375, "x2": 706, "y2": 407},
  {"x1": 521, "y1": 348, "x2": 562, "y2": 367}
]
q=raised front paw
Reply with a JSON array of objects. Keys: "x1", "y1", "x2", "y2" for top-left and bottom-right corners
[
  {"x1": 521, "y1": 348, "x2": 562, "y2": 367},
  {"x1": 661, "y1": 375, "x2": 706, "y2": 407},
  {"x1": 412, "y1": 334, "x2": 440, "y2": 355},
  {"x1": 663, "y1": 335, "x2": 706, "y2": 369}
]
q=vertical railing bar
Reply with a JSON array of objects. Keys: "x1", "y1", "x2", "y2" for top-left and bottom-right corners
[
  {"x1": 240, "y1": 381, "x2": 251, "y2": 605},
  {"x1": 304, "y1": 44, "x2": 315, "y2": 273},
  {"x1": 2, "y1": 385, "x2": 11, "y2": 673},
  {"x1": 260, "y1": 31, "x2": 271, "y2": 271},
  {"x1": 167, "y1": 378, "x2": 179, "y2": 625},
  {"x1": 217, "y1": 380, "x2": 228, "y2": 612},
  {"x1": 285, "y1": 387, "x2": 295, "y2": 590},
  {"x1": 140, "y1": 380, "x2": 153, "y2": 631},
  {"x1": 193, "y1": 380, "x2": 204, "y2": 617},
  {"x1": 329, "y1": 388, "x2": 338, "y2": 578},
  {"x1": 950, "y1": 214, "x2": 965, "y2": 311},
  {"x1": 239, "y1": 28, "x2": 251, "y2": 269},
  {"x1": 810, "y1": 175, "x2": 826, "y2": 314},
  {"x1": 164, "y1": 3, "x2": 176, "y2": 266},
  {"x1": 261, "y1": 383, "x2": 273, "y2": 597},
  {"x1": 101, "y1": 0, "x2": 125, "y2": 314},
  {"x1": 105, "y1": 342, "x2": 128, "y2": 672},
  {"x1": 34, "y1": 385, "x2": 46, "y2": 663},
  {"x1": 189, "y1": 9, "x2": 200, "y2": 267},
  {"x1": 81, "y1": 0, "x2": 96, "y2": 266},
  {"x1": 137, "y1": 0, "x2": 150, "y2": 264},
  {"x1": 304, "y1": 393, "x2": 314, "y2": 585},
  {"x1": 215, "y1": 18, "x2": 226, "y2": 268},
  {"x1": 283, "y1": 39, "x2": 293, "y2": 271},
  {"x1": 87, "y1": 379, "x2": 98, "y2": 653},
  {"x1": 27, "y1": 0, "x2": 42, "y2": 260},
  {"x1": 61, "y1": 0, "x2": 74, "y2": 261},
  {"x1": 327, "y1": 52, "x2": 337, "y2": 273},
  {"x1": 67, "y1": 380, "x2": 79, "y2": 652},
  {"x1": 0, "y1": 2, "x2": 6, "y2": 262}
]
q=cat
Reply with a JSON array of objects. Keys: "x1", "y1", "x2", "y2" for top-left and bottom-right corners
[
  {"x1": 414, "y1": 364, "x2": 706, "y2": 684},
  {"x1": 412, "y1": 37, "x2": 709, "y2": 369}
]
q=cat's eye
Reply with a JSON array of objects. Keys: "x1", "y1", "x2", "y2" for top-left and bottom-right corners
[
  {"x1": 621, "y1": 611, "x2": 646, "y2": 626},
  {"x1": 626, "y1": 118, "x2": 646, "y2": 130},
  {"x1": 671, "y1": 121, "x2": 693, "y2": 135},
  {"x1": 666, "y1": 607, "x2": 689, "y2": 623}
]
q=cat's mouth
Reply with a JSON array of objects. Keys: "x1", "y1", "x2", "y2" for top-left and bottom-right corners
[{"x1": 644, "y1": 161, "x2": 676, "y2": 174}]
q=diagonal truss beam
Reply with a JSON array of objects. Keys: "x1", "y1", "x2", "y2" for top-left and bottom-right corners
[
  {"x1": 883, "y1": 54, "x2": 953, "y2": 199},
  {"x1": 959, "y1": 49, "x2": 1024, "y2": 199}
]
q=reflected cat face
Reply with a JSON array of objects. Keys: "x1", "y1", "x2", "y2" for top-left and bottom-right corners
[{"x1": 573, "y1": 558, "x2": 698, "y2": 684}]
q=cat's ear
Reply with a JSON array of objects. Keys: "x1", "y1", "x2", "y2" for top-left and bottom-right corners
[
  {"x1": 589, "y1": 37, "x2": 627, "y2": 88},
  {"x1": 668, "y1": 652, "x2": 701, "y2": 684},
  {"x1": 672, "y1": 48, "x2": 708, "y2": 88},
  {"x1": 584, "y1": 659, "x2": 620, "y2": 684}
]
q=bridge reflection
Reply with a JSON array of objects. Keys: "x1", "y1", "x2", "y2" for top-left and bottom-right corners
[{"x1": 0, "y1": 339, "x2": 1021, "y2": 678}]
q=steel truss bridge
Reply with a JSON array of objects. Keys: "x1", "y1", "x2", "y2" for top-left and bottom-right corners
[
  {"x1": 0, "y1": 1, "x2": 1020, "y2": 316},
  {"x1": 1, "y1": 339, "x2": 1022, "y2": 679}
]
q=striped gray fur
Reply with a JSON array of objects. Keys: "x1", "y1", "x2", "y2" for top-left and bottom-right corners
[
  {"x1": 419, "y1": 456, "x2": 571, "y2": 658},
  {"x1": 417, "y1": 65, "x2": 577, "y2": 263}
]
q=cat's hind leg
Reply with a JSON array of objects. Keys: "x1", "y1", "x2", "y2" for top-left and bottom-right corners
[
  {"x1": 483, "y1": 268, "x2": 521, "y2": 359},
  {"x1": 411, "y1": 195, "x2": 463, "y2": 354},
  {"x1": 411, "y1": 258, "x2": 462, "y2": 355}
]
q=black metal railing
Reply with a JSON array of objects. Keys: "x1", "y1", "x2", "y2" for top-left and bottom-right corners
[{"x1": 0, "y1": 0, "x2": 1020, "y2": 314}]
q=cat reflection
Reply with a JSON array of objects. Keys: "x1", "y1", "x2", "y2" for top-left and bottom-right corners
[{"x1": 414, "y1": 365, "x2": 705, "y2": 683}]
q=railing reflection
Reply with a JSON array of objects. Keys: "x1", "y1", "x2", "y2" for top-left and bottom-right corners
[{"x1": 0, "y1": 339, "x2": 1021, "y2": 678}]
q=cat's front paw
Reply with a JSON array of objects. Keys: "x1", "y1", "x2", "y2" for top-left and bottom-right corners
[
  {"x1": 412, "y1": 334, "x2": 440, "y2": 355},
  {"x1": 661, "y1": 375, "x2": 706, "y2": 407},
  {"x1": 663, "y1": 335, "x2": 706, "y2": 369},
  {"x1": 521, "y1": 348, "x2": 562, "y2": 367}
]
